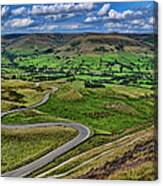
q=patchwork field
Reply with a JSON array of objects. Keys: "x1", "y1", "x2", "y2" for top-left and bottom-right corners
[
  {"x1": 1, "y1": 33, "x2": 157, "y2": 180},
  {"x1": 2, "y1": 34, "x2": 156, "y2": 89}
]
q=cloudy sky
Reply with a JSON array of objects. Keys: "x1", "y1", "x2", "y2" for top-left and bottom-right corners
[{"x1": 1, "y1": 1, "x2": 157, "y2": 34}]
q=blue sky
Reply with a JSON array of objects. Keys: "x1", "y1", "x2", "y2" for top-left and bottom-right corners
[{"x1": 1, "y1": 1, "x2": 157, "y2": 34}]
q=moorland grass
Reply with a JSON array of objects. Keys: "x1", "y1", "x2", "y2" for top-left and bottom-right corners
[
  {"x1": 108, "y1": 161, "x2": 156, "y2": 180},
  {"x1": 30, "y1": 125, "x2": 154, "y2": 178},
  {"x1": 2, "y1": 82, "x2": 154, "y2": 134},
  {"x1": 1, "y1": 126, "x2": 78, "y2": 173},
  {"x1": 38, "y1": 127, "x2": 153, "y2": 177},
  {"x1": 1, "y1": 79, "x2": 58, "y2": 112},
  {"x1": 62, "y1": 127, "x2": 156, "y2": 180}
]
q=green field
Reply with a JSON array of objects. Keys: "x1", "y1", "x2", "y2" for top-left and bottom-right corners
[
  {"x1": 2, "y1": 81, "x2": 154, "y2": 134},
  {"x1": 2, "y1": 51, "x2": 155, "y2": 89},
  {"x1": 2, "y1": 34, "x2": 156, "y2": 88}
]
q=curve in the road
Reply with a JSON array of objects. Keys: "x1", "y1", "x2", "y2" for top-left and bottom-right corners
[{"x1": 1, "y1": 88, "x2": 90, "y2": 177}]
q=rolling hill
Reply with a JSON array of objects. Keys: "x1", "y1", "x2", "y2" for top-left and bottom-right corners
[{"x1": 1, "y1": 33, "x2": 155, "y2": 55}]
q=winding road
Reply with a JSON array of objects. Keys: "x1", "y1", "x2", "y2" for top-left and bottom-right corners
[{"x1": 1, "y1": 88, "x2": 90, "y2": 177}]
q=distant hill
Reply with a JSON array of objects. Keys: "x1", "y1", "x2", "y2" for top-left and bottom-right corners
[{"x1": 1, "y1": 33, "x2": 155, "y2": 56}]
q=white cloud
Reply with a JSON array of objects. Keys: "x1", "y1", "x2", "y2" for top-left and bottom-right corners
[
  {"x1": 32, "y1": 3, "x2": 94, "y2": 15},
  {"x1": 123, "y1": 10, "x2": 143, "y2": 18},
  {"x1": 42, "y1": 24, "x2": 58, "y2": 31},
  {"x1": 134, "y1": 11, "x2": 143, "y2": 16},
  {"x1": 105, "y1": 16, "x2": 153, "y2": 33},
  {"x1": 131, "y1": 19, "x2": 145, "y2": 26},
  {"x1": 65, "y1": 24, "x2": 80, "y2": 30},
  {"x1": 1, "y1": 6, "x2": 9, "y2": 17},
  {"x1": 106, "y1": 22, "x2": 130, "y2": 29},
  {"x1": 65, "y1": 23, "x2": 92, "y2": 30},
  {"x1": 46, "y1": 12, "x2": 76, "y2": 21},
  {"x1": 149, "y1": 17, "x2": 155, "y2": 25},
  {"x1": 107, "y1": 9, "x2": 143, "y2": 20},
  {"x1": 97, "y1": 3, "x2": 110, "y2": 16},
  {"x1": 28, "y1": 24, "x2": 58, "y2": 32},
  {"x1": 142, "y1": 24, "x2": 153, "y2": 29},
  {"x1": 5, "y1": 18, "x2": 33, "y2": 28},
  {"x1": 32, "y1": 5, "x2": 57, "y2": 15},
  {"x1": 75, "y1": 3, "x2": 94, "y2": 11},
  {"x1": 84, "y1": 16, "x2": 98, "y2": 23},
  {"x1": 108, "y1": 9, "x2": 123, "y2": 19},
  {"x1": 66, "y1": 13, "x2": 76, "y2": 19},
  {"x1": 11, "y1": 7, "x2": 26, "y2": 16},
  {"x1": 46, "y1": 25, "x2": 59, "y2": 30},
  {"x1": 122, "y1": 10, "x2": 133, "y2": 18},
  {"x1": 106, "y1": 22, "x2": 137, "y2": 33},
  {"x1": 31, "y1": 23, "x2": 80, "y2": 31},
  {"x1": 84, "y1": 8, "x2": 143, "y2": 23}
]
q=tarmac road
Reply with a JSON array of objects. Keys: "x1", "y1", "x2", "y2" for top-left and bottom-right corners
[{"x1": 1, "y1": 88, "x2": 90, "y2": 177}]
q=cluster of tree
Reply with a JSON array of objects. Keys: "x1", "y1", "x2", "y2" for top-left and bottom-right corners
[{"x1": 84, "y1": 80, "x2": 105, "y2": 88}]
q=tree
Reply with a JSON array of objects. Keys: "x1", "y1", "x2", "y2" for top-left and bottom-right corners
[
  {"x1": 11, "y1": 74, "x2": 16, "y2": 79},
  {"x1": 120, "y1": 66, "x2": 124, "y2": 73}
]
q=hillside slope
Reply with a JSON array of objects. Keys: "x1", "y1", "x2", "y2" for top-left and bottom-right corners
[{"x1": 2, "y1": 33, "x2": 154, "y2": 55}]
